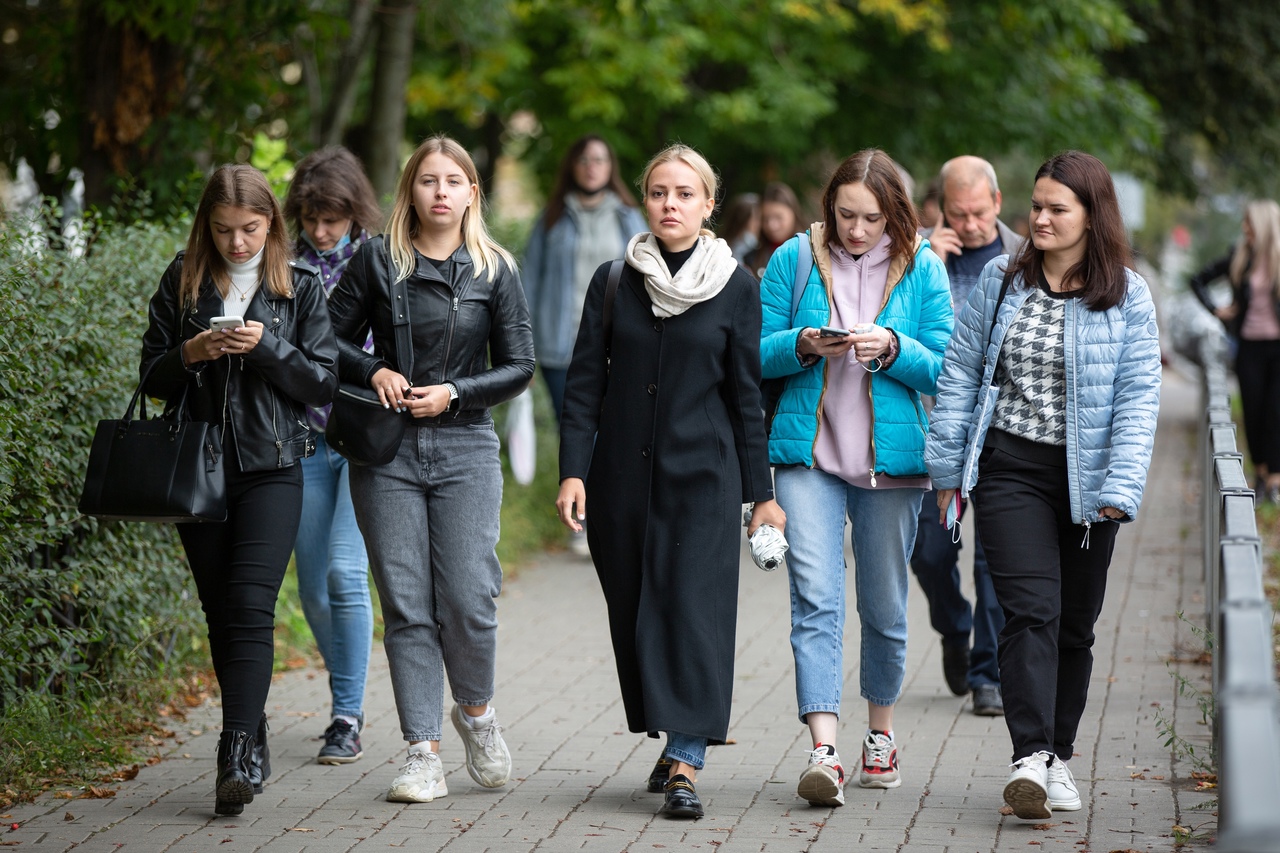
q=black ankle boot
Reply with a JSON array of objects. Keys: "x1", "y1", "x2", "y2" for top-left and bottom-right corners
[
  {"x1": 248, "y1": 715, "x2": 270, "y2": 794},
  {"x1": 214, "y1": 730, "x2": 256, "y2": 816}
]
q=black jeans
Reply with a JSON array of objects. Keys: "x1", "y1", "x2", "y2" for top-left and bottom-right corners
[
  {"x1": 972, "y1": 430, "x2": 1118, "y2": 763},
  {"x1": 178, "y1": 463, "x2": 303, "y2": 734},
  {"x1": 910, "y1": 490, "x2": 1004, "y2": 688},
  {"x1": 1235, "y1": 338, "x2": 1280, "y2": 474}
]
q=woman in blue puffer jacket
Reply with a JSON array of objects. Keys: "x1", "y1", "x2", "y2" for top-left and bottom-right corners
[
  {"x1": 925, "y1": 151, "x2": 1161, "y2": 822},
  {"x1": 760, "y1": 149, "x2": 953, "y2": 808}
]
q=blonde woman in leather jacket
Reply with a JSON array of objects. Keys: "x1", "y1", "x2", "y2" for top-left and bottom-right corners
[{"x1": 327, "y1": 135, "x2": 534, "y2": 805}]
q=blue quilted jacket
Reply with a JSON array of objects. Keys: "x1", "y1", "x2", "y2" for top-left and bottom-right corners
[
  {"x1": 760, "y1": 227, "x2": 954, "y2": 478},
  {"x1": 924, "y1": 257, "x2": 1162, "y2": 525}
]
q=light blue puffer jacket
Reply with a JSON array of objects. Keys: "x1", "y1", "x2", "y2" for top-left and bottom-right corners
[
  {"x1": 924, "y1": 257, "x2": 1162, "y2": 525},
  {"x1": 761, "y1": 227, "x2": 954, "y2": 477}
]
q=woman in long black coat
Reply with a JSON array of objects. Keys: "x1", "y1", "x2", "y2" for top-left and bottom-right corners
[{"x1": 557, "y1": 144, "x2": 785, "y2": 820}]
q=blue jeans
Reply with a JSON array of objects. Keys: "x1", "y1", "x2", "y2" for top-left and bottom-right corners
[
  {"x1": 775, "y1": 466, "x2": 923, "y2": 718},
  {"x1": 910, "y1": 489, "x2": 1004, "y2": 689},
  {"x1": 349, "y1": 422, "x2": 504, "y2": 742},
  {"x1": 296, "y1": 434, "x2": 373, "y2": 721},
  {"x1": 663, "y1": 732, "x2": 707, "y2": 769}
]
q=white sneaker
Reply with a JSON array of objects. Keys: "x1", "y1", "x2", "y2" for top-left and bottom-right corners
[
  {"x1": 451, "y1": 705, "x2": 512, "y2": 788},
  {"x1": 1047, "y1": 758, "x2": 1082, "y2": 810},
  {"x1": 859, "y1": 730, "x2": 901, "y2": 789},
  {"x1": 386, "y1": 744, "x2": 448, "y2": 803},
  {"x1": 1003, "y1": 751, "x2": 1051, "y2": 819},
  {"x1": 797, "y1": 744, "x2": 845, "y2": 806}
]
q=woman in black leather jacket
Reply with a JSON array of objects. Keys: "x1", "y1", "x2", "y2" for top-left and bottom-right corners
[
  {"x1": 327, "y1": 135, "x2": 534, "y2": 804},
  {"x1": 140, "y1": 164, "x2": 338, "y2": 817},
  {"x1": 1189, "y1": 199, "x2": 1280, "y2": 502}
]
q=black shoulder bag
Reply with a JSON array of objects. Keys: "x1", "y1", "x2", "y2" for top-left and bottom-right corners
[
  {"x1": 326, "y1": 277, "x2": 414, "y2": 466},
  {"x1": 79, "y1": 358, "x2": 227, "y2": 523}
]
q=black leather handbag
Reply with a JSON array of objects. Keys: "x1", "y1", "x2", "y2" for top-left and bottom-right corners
[
  {"x1": 78, "y1": 360, "x2": 227, "y2": 523},
  {"x1": 326, "y1": 277, "x2": 413, "y2": 466}
]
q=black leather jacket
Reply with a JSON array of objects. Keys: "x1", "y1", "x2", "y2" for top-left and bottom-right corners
[
  {"x1": 141, "y1": 252, "x2": 339, "y2": 472},
  {"x1": 1189, "y1": 252, "x2": 1280, "y2": 340},
  {"x1": 327, "y1": 236, "x2": 535, "y2": 426}
]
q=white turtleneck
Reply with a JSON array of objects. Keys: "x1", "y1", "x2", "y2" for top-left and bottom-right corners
[{"x1": 222, "y1": 247, "x2": 264, "y2": 318}]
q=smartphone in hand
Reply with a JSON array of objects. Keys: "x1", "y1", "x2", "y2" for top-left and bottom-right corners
[
  {"x1": 210, "y1": 315, "x2": 245, "y2": 332},
  {"x1": 819, "y1": 326, "x2": 850, "y2": 337}
]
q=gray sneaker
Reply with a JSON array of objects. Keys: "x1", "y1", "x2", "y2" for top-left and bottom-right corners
[
  {"x1": 386, "y1": 744, "x2": 448, "y2": 803},
  {"x1": 451, "y1": 705, "x2": 512, "y2": 788}
]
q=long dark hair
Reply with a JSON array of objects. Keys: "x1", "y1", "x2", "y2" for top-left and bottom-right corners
[
  {"x1": 821, "y1": 149, "x2": 919, "y2": 273},
  {"x1": 542, "y1": 135, "x2": 638, "y2": 229},
  {"x1": 284, "y1": 146, "x2": 383, "y2": 239},
  {"x1": 182, "y1": 165, "x2": 292, "y2": 309},
  {"x1": 1006, "y1": 151, "x2": 1132, "y2": 311}
]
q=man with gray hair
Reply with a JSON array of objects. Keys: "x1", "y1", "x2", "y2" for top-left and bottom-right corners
[{"x1": 916, "y1": 155, "x2": 1023, "y2": 716}]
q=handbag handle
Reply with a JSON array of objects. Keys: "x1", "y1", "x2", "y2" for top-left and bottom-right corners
[{"x1": 129, "y1": 355, "x2": 193, "y2": 426}]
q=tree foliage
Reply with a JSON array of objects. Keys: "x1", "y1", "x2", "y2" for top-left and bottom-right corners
[{"x1": 0, "y1": 0, "x2": 1264, "y2": 214}]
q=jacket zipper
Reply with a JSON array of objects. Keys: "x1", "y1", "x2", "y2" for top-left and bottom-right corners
[
  {"x1": 860, "y1": 246, "x2": 912, "y2": 486},
  {"x1": 438, "y1": 268, "x2": 475, "y2": 417},
  {"x1": 1065, "y1": 299, "x2": 1089, "y2": 544}
]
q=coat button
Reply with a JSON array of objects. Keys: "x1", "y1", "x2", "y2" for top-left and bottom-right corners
[
  {"x1": 641, "y1": 447, "x2": 651, "y2": 458},
  {"x1": 272, "y1": 317, "x2": 280, "y2": 324},
  {"x1": 653, "y1": 321, "x2": 663, "y2": 332},
  {"x1": 646, "y1": 383, "x2": 657, "y2": 395}
]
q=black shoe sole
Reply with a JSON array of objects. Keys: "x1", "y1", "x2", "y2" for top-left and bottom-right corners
[
  {"x1": 214, "y1": 799, "x2": 244, "y2": 816},
  {"x1": 216, "y1": 775, "x2": 255, "y2": 808},
  {"x1": 660, "y1": 803, "x2": 704, "y2": 819}
]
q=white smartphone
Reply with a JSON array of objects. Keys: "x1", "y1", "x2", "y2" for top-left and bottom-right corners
[{"x1": 209, "y1": 315, "x2": 244, "y2": 332}]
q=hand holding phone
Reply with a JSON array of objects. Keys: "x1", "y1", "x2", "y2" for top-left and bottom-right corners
[
  {"x1": 818, "y1": 326, "x2": 850, "y2": 338},
  {"x1": 210, "y1": 315, "x2": 245, "y2": 332}
]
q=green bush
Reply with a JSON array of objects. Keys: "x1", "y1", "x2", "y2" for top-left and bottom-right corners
[{"x1": 0, "y1": 211, "x2": 201, "y2": 709}]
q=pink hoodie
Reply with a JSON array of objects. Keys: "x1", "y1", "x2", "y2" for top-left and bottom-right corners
[{"x1": 813, "y1": 233, "x2": 930, "y2": 490}]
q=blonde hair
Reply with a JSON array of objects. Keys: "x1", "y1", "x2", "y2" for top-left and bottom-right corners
[
  {"x1": 1232, "y1": 199, "x2": 1280, "y2": 298},
  {"x1": 385, "y1": 135, "x2": 515, "y2": 283},
  {"x1": 638, "y1": 144, "x2": 718, "y2": 237},
  {"x1": 182, "y1": 165, "x2": 292, "y2": 309}
]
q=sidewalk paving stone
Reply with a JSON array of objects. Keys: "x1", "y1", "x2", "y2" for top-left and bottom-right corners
[{"x1": 4, "y1": 369, "x2": 1218, "y2": 851}]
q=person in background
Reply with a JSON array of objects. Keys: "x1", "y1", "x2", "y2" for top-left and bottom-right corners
[
  {"x1": 918, "y1": 177, "x2": 942, "y2": 232},
  {"x1": 140, "y1": 164, "x2": 338, "y2": 815},
  {"x1": 926, "y1": 151, "x2": 1161, "y2": 821},
  {"x1": 283, "y1": 146, "x2": 382, "y2": 765},
  {"x1": 745, "y1": 181, "x2": 803, "y2": 280},
  {"x1": 523, "y1": 135, "x2": 647, "y2": 421},
  {"x1": 557, "y1": 144, "x2": 784, "y2": 820},
  {"x1": 719, "y1": 192, "x2": 761, "y2": 265},
  {"x1": 1188, "y1": 199, "x2": 1280, "y2": 503},
  {"x1": 912, "y1": 155, "x2": 1023, "y2": 717},
  {"x1": 761, "y1": 149, "x2": 953, "y2": 807},
  {"x1": 327, "y1": 135, "x2": 534, "y2": 804}
]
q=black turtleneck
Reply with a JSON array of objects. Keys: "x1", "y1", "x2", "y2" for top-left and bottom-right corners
[{"x1": 660, "y1": 243, "x2": 697, "y2": 276}]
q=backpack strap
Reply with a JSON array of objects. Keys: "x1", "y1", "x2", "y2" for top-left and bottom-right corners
[
  {"x1": 602, "y1": 259, "x2": 625, "y2": 361},
  {"x1": 791, "y1": 231, "x2": 812, "y2": 323}
]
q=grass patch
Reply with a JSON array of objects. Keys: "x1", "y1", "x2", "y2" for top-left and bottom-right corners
[{"x1": 0, "y1": 671, "x2": 214, "y2": 808}]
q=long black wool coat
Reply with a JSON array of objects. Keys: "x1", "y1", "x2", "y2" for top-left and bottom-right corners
[{"x1": 559, "y1": 260, "x2": 775, "y2": 744}]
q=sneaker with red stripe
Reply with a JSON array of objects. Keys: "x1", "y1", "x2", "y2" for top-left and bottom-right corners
[
  {"x1": 859, "y1": 730, "x2": 901, "y2": 789},
  {"x1": 798, "y1": 743, "x2": 845, "y2": 806}
]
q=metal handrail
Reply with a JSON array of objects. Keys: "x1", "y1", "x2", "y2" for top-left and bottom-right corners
[{"x1": 1196, "y1": 331, "x2": 1280, "y2": 852}]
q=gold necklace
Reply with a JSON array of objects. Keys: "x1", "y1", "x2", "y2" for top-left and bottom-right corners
[{"x1": 229, "y1": 278, "x2": 256, "y2": 301}]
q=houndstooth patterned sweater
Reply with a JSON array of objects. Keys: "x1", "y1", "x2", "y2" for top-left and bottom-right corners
[{"x1": 992, "y1": 283, "x2": 1081, "y2": 445}]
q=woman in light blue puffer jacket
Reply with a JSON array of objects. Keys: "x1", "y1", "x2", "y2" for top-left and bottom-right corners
[{"x1": 925, "y1": 151, "x2": 1160, "y2": 823}]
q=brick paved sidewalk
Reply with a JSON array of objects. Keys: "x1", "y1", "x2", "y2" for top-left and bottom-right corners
[{"x1": 6, "y1": 369, "x2": 1215, "y2": 852}]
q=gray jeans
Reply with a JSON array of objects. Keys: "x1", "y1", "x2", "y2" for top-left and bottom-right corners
[{"x1": 349, "y1": 422, "x2": 504, "y2": 742}]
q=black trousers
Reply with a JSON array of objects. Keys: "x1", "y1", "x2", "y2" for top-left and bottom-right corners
[
  {"x1": 1235, "y1": 338, "x2": 1280, "y2": 474},
  {"x1": 178, "y1": 464, "x2": 303, "y2": 734},
  {"x1": 972, "y1": 430, "x2": 1118, "y2": 763}
]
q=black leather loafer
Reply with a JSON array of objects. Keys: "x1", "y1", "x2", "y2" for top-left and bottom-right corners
[
  {"x1": 646, "y1": 756, "x2": 673, "y2": 793},
  {"x1": 660, "y1": 774, "x2": 704, "y2": 819}
]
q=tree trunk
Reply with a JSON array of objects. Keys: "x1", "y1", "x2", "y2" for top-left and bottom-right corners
[
  {"x1": 367, "y1": 0, "x2": 419, "y2": 199},
  {"x1": 320, "y1": 0, "x2": 377, "y2": 148}
]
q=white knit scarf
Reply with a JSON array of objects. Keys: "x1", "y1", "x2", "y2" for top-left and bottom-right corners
[{"x1": 625, "y1": 232, "x2": 739, "y2": 318}]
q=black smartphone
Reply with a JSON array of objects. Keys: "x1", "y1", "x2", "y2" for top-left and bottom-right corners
[{"x1": 819, "y1": 326, "x2": 850, "y2": 337}]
